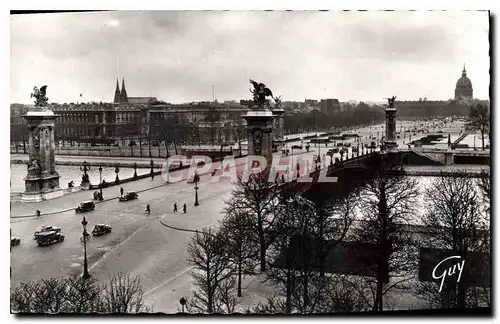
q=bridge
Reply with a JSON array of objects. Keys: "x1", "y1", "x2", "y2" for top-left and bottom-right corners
[{"x1": 279, "y1": 146, "x2": 490, "y2": 202}]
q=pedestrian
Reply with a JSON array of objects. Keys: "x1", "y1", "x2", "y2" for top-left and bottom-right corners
[
  {"x1": 145, "y1": 204, "x2": 150, "y2": 214},
  {"x1": 183, "y1": 203, "x2": 187, "y2": 213},
  {"x1": 36, "y1": 209, "x2": 40, "y2": 218},
  {"x1": 173, "y1": 203, "x2": 178, "y2": 213},
  {"x1": 120, "y1": 187, "x2": 124, "y2": 197}
]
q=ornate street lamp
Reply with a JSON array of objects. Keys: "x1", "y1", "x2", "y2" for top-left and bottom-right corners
[
  {"x1": 115, "y1": 166, "x2": 120, "y2": 183},
  {"x1": 194, "y1": 171, "x2": 200, "y2": 206},
  {"x1": 81, "y1": 216, "x2": 91, "y2": 279},
  {"x1": 98, "y1": 165, "x2": 103, "y2": 196},
  {"x1": 133, "y1": 162, "x2": 138, "y2": 178},
  {"x1": 80, "y1": 161, "x2": 91, "y2": 183}
]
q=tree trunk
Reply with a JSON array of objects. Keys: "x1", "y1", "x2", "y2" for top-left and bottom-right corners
[
  {"x1": 375, "y1": 185, "x2": 388, "y2": 312},
  {"x1": 259, "y1": 235, "x2": 266, "y2": 272},
  {"x1": 148, "y1": 136, "x2": 152, "y2": 158},
  {"x1": 139, "y1": 136, "x2": 143, "y2": 157},
  {"x1": 481, "y1": 127, "x2": 485, "y2": 150},
  {"x1": 258, "y1": 214, "x2": 266, "y2": 272},
  {"x1": 285, "y1": 256, "x2": 292, "y2": 314},
  {"x1": 318, "y1": 208, "x2": 325, "y2": 277},
  {"x1": 237, "y1": 260, "x2": 242, "y2": 297}
]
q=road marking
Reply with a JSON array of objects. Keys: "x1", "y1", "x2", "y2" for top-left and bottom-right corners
[
  {"x1": 143, "y1": 267, "x2": 193, "y2": 297},
  {"x1": 88, "y1": 221, "x2": 149, "y2": 271}
]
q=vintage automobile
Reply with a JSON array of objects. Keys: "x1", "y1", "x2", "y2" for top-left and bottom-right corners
[
  {"x1": 92, "y1": 224, "x2": 112, "y2": 236},
  {"x1": 291, "y1": 144, "x2": 302, "y2": 150},
  {"x1": 34, "y1": 225, "x2": 61, "y2": 238},
  {"x1": 11, "y1": 237, "x2": 21, "y2": 247},
  {"x1": 36, "y1": 231, "x2": 65, "y2": 247},
  {"x1": 75, "y1": 201, "x2": 95, "y2": 213},
  {"x1": 119, "y1": 191, "x2": 138, "y2": 202}
]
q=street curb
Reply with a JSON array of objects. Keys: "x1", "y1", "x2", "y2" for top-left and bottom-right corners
[{"x1": 10, "y1": 152, "x2": 323, "y2": 219}]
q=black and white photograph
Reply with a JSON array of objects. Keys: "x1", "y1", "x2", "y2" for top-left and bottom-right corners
[{"x1": 9, "y1": 9, "x2": 491, "y2": 315}]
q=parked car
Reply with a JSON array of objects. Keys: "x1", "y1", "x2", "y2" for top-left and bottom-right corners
[
  {"x1": 119, "y1": 191, "x2": 138, "y2": 202},
  {"x1": 92, "y1": 224, "x2": 112, "y2": 236},
  {"x1": 36, "y1": 231, "x2": 65, "y2": 247},
  {"x1": 75, "y1": 201, "x2": 95, "y2": 213},
  {"x1": 34, "y1": 225, "x2": 61, "y2": 238},
  {"x1": 291, "y1": 145, "x2": 302, "y2": 150},
  {"x1": 11, "y1": 237, "x2": 21, "y2": 247}
]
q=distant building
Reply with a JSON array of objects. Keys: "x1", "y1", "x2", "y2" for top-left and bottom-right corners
[
  {"x1": 304, "y1": 99, "x2": 319, "y2": 108},
  {"x1": 114, "y1": 78, "x2": 157, "y2": 105},
  {"x1": 10, "y1": 81, "x2": 247, "y2": 145},
  {"x1": 454, "y1": 64, "x2": 473, "y2": 100},
  {"x1": 319, "y1": 98, "x2": 341, "y2": 115}
]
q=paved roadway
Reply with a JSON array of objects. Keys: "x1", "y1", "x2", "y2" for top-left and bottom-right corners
[{"x1": 11, "y1": 148, "x2": 327, "y2": 312}]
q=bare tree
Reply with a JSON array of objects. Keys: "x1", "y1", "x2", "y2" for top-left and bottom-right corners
[
  {"x1": 351, "y1": 154, "x2": 419, "y2": 312},
  {"x1": 415, "y1": 172, "x2": 490, "y2": 308},
  {"x1": 228, "y1": 173, "x2": 283, "y2": 272},
  {"x1": 11, "y1": 273, "x2": 148, "y2": 314},
  {"x1": 469, "y1": 103, "x2": 489, "y2": 150},
  {"x1": 100, "y1": 272, "x2": 148, "y2": 313},
  {"x1": 11, "y1": 281, "x2": 40, "y2": 313},
  {"x1": 311, "y1": 191, "x2": 357, "y2": 277},
  {"x1": 219, "y1": 208, "x2": 258, "y2": 297},
  {"x1": 264, "y1": 194, "x2": 357, "y2": 314},
  {"x1": 187, "y1": 227, "x2": 235, "y2": 313},
  {"x1": 477, "y1": 170, "x2": 490, "y2": 214},
  {"x1": 64, "y1": 277, "x2": 102, "y2": 313}
]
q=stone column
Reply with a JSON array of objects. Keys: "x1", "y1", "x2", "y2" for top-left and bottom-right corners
[
  {"x1": 22, "y1": 108, "x2": 63, "y2": 202},
  {"x1": 243, "y1": 110, "x2": 275, "y2": 170},
  {"x1": 384, "y1": 106, "x2": 398, "y2": 150},
  {"x1": 271, "y1": 108, "x2": 285, "y2": 151}
]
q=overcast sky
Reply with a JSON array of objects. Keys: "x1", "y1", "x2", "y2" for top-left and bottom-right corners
[{"x1": 10, "y1": 11, "x2": 490, "y2": 104}]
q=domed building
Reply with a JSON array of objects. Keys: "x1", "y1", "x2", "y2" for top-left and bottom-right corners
[{"x1": 454, "y1": 64, "x2": 473, "y2": 100}]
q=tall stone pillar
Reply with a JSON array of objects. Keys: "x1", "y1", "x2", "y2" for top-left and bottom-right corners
[
  {"x1": 21, "y1": 107, "x2": 63, "y2": 202},
  {"x1": 384, "y1": 104, "x2": 398, "y2": 150},
  {"x1": 272, "y1": 108, "x2": 285, "y2": 151},
  {"x1": 243, "y1": 109, "x2": 274, "y2": 167}
]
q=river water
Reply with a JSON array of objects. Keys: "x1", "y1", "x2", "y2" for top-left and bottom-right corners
[{"x1": 10, "y1": 164, "x2": 149, "y2": 193}]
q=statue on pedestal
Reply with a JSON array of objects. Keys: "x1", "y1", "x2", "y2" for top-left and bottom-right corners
[
  {"x1": 249, "y1": 79, "x2": 273, "y2": 108},
  {"x1": 386, "y1": 96, "x2": 397, "y2": 108},
  {"x1": 31, "y1": 85, "x2": 49, "y2": 107},
  {"x1": 273, "y1": 95, "x2": 282, "y2": 110}
]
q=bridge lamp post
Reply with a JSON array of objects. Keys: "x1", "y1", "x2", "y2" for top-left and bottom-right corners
[
  {"x1": 81, "y1": 216, "x2": 91, "y2": 280},
  {"x1": 194, "y1": 171, "x2": 200, "y2": 206},
  {"x1": 115, "y1": 166, "x2": 120, "y2": 183},
  {"x1": 98, "y1": 165, "x2": 103, "y2": 196}
]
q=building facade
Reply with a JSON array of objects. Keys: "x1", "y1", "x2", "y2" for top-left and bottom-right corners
[
  {"x1": 319, "y1": 98, "x2": 341, "y2": 115},
  {"x1": 11, "y1": 80, "x2": 249, "y2": 146}
]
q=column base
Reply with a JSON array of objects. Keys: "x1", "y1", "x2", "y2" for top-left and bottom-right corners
[
  {"x1": 385, "y1": 141, "x2": 398, "y2": 151},
  {"x1": 21, "y1": 187, "x2": 64, "y2": 203}
]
